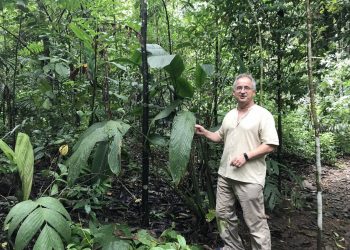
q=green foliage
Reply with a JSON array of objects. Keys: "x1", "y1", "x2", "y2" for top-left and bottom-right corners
[
  {"x1": 4, "y1": 197, "x2": 71, "y2": 250},
  {"x1": 264, "y1": 160, "x2": 282, "y2": 210},
  {"x1": 195, "y1": 64, "x2": 214, "y2": 87},
  {"x1": 0, "y1": 133, "x2": 34, "y2": 200},
  {"x1": 69, "y1": 222, "x2": 197, "y2": 250},
  {"x1": 63, "y1": 179, "x2": 112, "y2": 217},
  {"x1": 265, "y1": 159, "x2": 303, "y2": 211},
  {"x1": 150, "y1": 100, "x2": 182, "y2": 127},
  {"x1": 146, "y1": 44, "x2": 194, "y2": 98},
  {"x1": 66, "y1": 120, "x2": 130, "y2": 185},
  {"x1": 282, "y1": 109, "x2": 340, "y2": 164},
  {"x1": 169, "y1": 111, "x2": 196, "y2": 185}
]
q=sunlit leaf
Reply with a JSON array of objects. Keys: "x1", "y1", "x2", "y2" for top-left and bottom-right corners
[
  {"x1": 14, "y1": 133, "x2": 34, "y2": 200},
  {"x1": 146, "y1": 44, "x2": 168, "y2": 56}
]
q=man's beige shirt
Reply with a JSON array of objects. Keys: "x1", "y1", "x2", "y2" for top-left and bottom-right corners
[{"x1": 216, "y1": 104, "x2": 279, "y2": 186}]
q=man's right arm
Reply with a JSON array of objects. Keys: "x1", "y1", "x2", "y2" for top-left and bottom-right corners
[{"x1": 194, "y1": 124, "x2": 222, "y2": 142}]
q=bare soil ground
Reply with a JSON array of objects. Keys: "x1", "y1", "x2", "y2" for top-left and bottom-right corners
[{"x1": 269, "y1": 157, "x2": 350, "y2": 250}]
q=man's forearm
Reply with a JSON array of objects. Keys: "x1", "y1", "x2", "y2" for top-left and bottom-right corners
[
  {"x1": 204, "y1": 131, "x2": 222, "y2": 142},
  {"x1": 246, "y1": 144, "x2": 276, "y2": 160}
]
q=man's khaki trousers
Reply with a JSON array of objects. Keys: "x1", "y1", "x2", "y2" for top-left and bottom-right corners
[{"x1": 216, "y1": 176, "x2": 271, "y2": 250}]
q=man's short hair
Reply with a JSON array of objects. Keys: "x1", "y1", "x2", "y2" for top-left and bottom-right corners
[{"x1": 233, "y1": 73, "x2": 257, "y2": 90}]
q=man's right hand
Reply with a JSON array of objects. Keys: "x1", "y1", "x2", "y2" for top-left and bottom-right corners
[
  {"x1": 195, "y1": 124, "x2": 207, "y2": 135},
  {"x1": 194, "y1": 124, "x2": 222, "y2": 142}
]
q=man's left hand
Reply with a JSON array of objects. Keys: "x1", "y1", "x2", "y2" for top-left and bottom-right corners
[{"x1": 230, "y1": 154, "x2": 247, "y2": 168}]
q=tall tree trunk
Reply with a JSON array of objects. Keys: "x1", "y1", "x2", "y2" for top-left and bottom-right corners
[
  {"x1": 306, "y1": 1, "x2": 322, "y2": 249},
  {"x1": 103, "y1": 50, "x2": 112, "y2": 119},
  {"x1": 90, "y1": 23, "x2": 99, "y2": 125},
  {"x1": 161, "y1": 0, "x2": 172, "y2": 54},
  {"x1": 140, "y1": 0, "x2": 150, "y2": 227},
  {"x1": 212, "y1": 33, "x2": 219, "y2": 127},
  {"x1": 276, "y1": 16, "x2": 283, "y2": 190},
  {"x1": 11, "y1": 15, "x2": 22, "y2": 146},
  {"x1": 248, "y1": 0, "x2": 263, "y2": 104}
]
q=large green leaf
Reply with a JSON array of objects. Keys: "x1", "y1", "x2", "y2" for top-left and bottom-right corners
[
  {"x1": 136, "y1": 230, "x2": 158, "y2": 247},
  {"x1": 5, "y1": 200, "x2": 38, "y2": 238},
  {"x1": 41, "y1": 208, "x2": 71, "y2": 241},
  {"x1": 36, "y1": 196, "x2": 71, "y2": 221},
  {"x1": 69, "y1": 23, "x2": 93, "y2": 44},
  {"x1": 33, "y1": 224, "x2": 64, "y2": 250},
  {"x1": 108, "y1": 134, "x2": 122, "y2": 175},
  {"x1": 91, "y1": 141, "x2": 111, "y2": 182},
  {"x1": 4, "y1": 197, "x2": 71, "y2": 250},
  {"x1": 148, "y1": 55, "x2": 176, "y2": 69},
  {"x1": 150, "y1": 100, "x2": 182, "y2": 127},
  {"x1": 0, "y1": 139, "x2": 15, "y2": 163},
  {"x1": 67, "y1": 120, "x2": 130, "y2": 185},
  {"x1": 146, "y1": 44, "x2": 168, "y2": 56},
  {"x1": 195, "y1": 64, "x2": 214, "y2": 87},
  {"x1": 55, "y1": 63, "x2": 70, "y2": 78},
  {"x1": 174, "y1": 77, "x2": 194, "y2": 98},
  {"x1": 14, "y1": 132, "x2": 34, "y2": 200},
  {"x1": 164, "y1": 54, "x2": 185, "y2": 79},
  {"x1": 169, "y1": 111, "x2": 196, "y2": 185},
  {"x1": 15, "y1": 207, "x2": 44, "y2": 250}
]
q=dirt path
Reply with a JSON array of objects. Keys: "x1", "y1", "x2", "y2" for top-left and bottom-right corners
[{"x1": 270, "y1": 157, "x2": 350, "y2": 250}]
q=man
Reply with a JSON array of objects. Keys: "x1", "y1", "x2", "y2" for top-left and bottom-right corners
[{"x1": 195, "y1": 73, "x2": 279, "y2": 250}]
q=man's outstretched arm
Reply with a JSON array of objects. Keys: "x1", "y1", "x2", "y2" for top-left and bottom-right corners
[{"x1": 194, "y1": 124, "x2": 222, "y2": 142}]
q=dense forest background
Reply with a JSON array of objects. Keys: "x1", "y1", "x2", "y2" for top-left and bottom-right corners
[{"x1": 0, "y1": 0, "x2": 349, "y2": 249}]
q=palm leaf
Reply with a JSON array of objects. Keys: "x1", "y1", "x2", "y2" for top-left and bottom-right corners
[
  {"x1": 67, "y1": 120, "x2": 130, "y2": 185},
  {"x1": 36, "y1": 196, "x2": 71, "y2": 221},
  {"x1": 33, "y1": 224, "x2": 64, "y2": 250},
  {"x1": 5, "y1": 200, "x2": 38, "y2": 238},
  {"x1": 41, "y1": 208, "x2": 71, "y2": 241},
  {"x1": 15, "y1": 208, "x2": 44, "y2": 250},
  {"x1": 4, "y1": 197, "x2": 71, "y2": 250},
  {"x1": 0, "y1": 139, "x2": 15, "y2": 163},
  {"x1": 14, "y1": 133, "x2": 34, "y2": 200},
  {"x1": 169, "y1": 111, "x2": 196, "y2": 185}
]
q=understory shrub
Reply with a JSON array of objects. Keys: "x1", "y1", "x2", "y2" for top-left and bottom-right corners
[{"x1": 282, "y1": 110, "x2": 340, "y2": 164}]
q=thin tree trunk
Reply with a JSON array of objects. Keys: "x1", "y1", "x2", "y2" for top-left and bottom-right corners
[
  {"x1": 248, "y1": 0, "x2": 263, "y2": 104},
  {"x1": 276, "y1": 19, "x2": 283, "y2": 190},
  {"x1": 11, "y1": 15, "x2": 23, "y2": 146},
  {"x1": 306, "y1": 1, "x2": 322, "y2": 249},
  {"x1": 212, "y1": 27, "x2": 220, "y2": 127},
  {"x1": 103, "y1": 50, "x2": 112, "y2": 119},
  {"x1": 90, "y1": 23, "x2": 98, "y2": 125},
  {"x1": 140, "y1": 0, "x2": 150, "y2": 227},
  {"x1": 161, "y1": 0, "x2": 172, "y2": 54}
]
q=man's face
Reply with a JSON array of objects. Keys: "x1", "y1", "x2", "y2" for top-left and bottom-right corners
[{"x1": 232, "y1": 77, "x2": 256, "y2": 105}]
